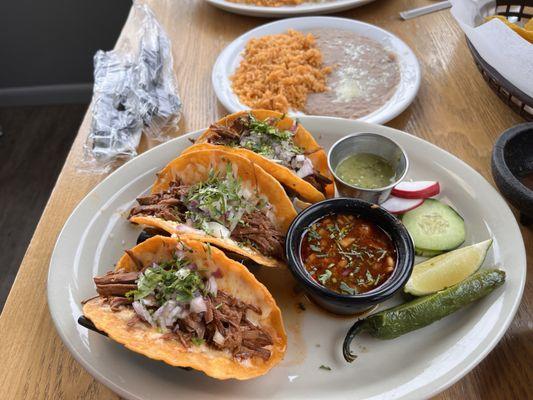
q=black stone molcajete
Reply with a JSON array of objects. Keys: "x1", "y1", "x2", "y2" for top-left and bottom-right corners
[{"x1": 491, "y1": 123, "x2": 533, "y2": 225}]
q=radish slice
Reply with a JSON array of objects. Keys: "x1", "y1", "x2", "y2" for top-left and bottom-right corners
[
  {"x1": 392, "y1": 181, "x2": 440, "y2": 199},
  {"x1": 381, "y1": 196, "x2": 423, "y2": 214}
]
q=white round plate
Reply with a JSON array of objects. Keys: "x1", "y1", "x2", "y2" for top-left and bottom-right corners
[
  {"x1": 48, "y1": 116, "x2": 525, "y2": 400},
  {"x1": 212, "y1": 17, "x2": 421, "y2": 125},
  {"x1": 206, "y1": 0, "x2": 376, "y2": 18}
]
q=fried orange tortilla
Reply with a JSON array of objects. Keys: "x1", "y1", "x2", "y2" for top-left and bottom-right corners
[
  {"x1": 184, "y1": 110, "x2": 335, "y2": 203},
  {"x1": 129, "y1": 149, "x2": 297, "y2": 267},
  {"x1": 83, "y1": 236, "x2": 287, "y2": 380}
]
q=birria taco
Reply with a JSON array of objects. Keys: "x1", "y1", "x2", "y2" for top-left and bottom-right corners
[
  {"x1": 82, "y1": 236, "x2": 287, "y2": 380},
  {"x1": 128, "y1": 149, "x2": 297, "y2": 267},
  {"x1": 184, "y1": 110, "x2": 334, "y2": 203}
]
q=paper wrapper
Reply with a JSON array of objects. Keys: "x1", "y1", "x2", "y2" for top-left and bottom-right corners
[{"x1": 450, "y1": 0, "x2": 533, "y2": 98}]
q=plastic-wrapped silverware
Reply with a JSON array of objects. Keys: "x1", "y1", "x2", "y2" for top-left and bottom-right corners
[{"x1": 81, "y1": 3, "x2": 181, "y2": 173}]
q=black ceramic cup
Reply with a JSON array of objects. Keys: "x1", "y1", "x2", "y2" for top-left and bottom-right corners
[
  {"x1": 285, "y1": 198, "x2": 415, "y2": 315},
  {"x1": 491, "y1": 123, "x2": 533, "y2": 225}
]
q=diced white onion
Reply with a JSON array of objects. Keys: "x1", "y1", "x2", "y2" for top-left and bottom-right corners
[
  {"x1": 175, "y1": 224, "x2": 204, "y2": 235},
  {"x1": 206, "y1": 275, "x2": 218, "y2": 296},
  {"x1": 166, "y1": 304, "x2": 185, "y2": 327},
  {"x1": 175, "y1": 268, "x2": 191, "y2": 279},
  {"x1": 245, "y1": 309, "x2": 260, "y2": 326},
  {"x1": 296, "y1": 157, "x2": 314, "y2": 178},
  {"x1": 228, "y1": 208, "x2": 246, "y2": 232},
  {"x1": 153, "y1": 300, "x2": 173, "y2": 327},
  {"x1": 240, "y1": 187, "x2": 253, "y2": 199},
  {"x1": 132, "y1": 301, "x2": 154, "y2": 326},
  {"x1": 213, "y1": 330, "x2": 225, "y2": 345},
  {"x1": 206, "y1": 222, "x2": 230, "y2": 239},
  {"x1": 190, "y1": 296, "x2": 207, "y2": 313},
  {"x1": 295, "y1": 154, "x2": 305, "y2": 162},
  {"x1": 152, "y1": 305, "x2": 165, "y2": 321},
  {"x1": 141, "y1": 295, "x2": 157, "y2": 307},
  {"x1": 152, "y1": 300, "x2": 193, "y2": 329},
  {"x1": 172, "y1": 311, "x2": 190, "y2": 332},
  {"x1": 292, "y1": 197, "x2": 312, "y2": 211}
]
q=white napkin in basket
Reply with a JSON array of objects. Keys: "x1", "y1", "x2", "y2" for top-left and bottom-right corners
[{"x1": 451, "y1": 0, "x2": 533, "y2": 98}]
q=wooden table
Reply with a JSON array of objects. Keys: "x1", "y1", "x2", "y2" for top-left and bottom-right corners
[{"x1": 0, "y1": 0, "x2": 531, "y2": 398}]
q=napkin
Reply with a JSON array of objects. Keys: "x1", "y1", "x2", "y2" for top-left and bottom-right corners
[{"x1": 450, "y1": 0, "x2": 533, "y2": 98}]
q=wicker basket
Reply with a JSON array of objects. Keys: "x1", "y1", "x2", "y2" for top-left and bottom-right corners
[{"x1": 466, "y1": 0, "x2": 533, "y2": 121}]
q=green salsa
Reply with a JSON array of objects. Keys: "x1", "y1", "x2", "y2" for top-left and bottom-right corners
[{"x1": 336, "y1": 153, "x2": 395, "y2": 189}]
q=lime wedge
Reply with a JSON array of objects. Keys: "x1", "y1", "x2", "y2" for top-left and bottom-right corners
[{"x1": 404, "y1": 239, "x2": 493, "y2": 296}]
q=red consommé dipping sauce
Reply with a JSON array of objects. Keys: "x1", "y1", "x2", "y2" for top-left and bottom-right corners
[{"x1": 300, "y1": 213, "x2": 396, "y2": 295}]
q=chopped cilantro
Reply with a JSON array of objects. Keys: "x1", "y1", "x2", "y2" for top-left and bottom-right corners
[
  {"x1": 309, "y1": 244, "x2": 322, "y2": 252},
  {"x1": 319, "y1": 365, "x2": 332, "y2": 371},
  {"x1": 365, "y1": 270, "x2": 374, "y2": 284},
  {"x1": 340, "y1": 281, "x2": 357, "y2": 295},
  {"x1": 308, "y1": 228, "x2": 321, "y2": 241},
  {"x1": 237, "y1": 113, "x2": 304, "y2": 167},
  {"x1": 318, "y1": 269, "x2": 332, "y2": 285},
  {"x1": 184, "y1": 163, "x2": 263, "y2": 233},
  {"x1": 191, "y1": 337, "x2": 205, "y2": 346},
  {"x1": 376, "y1": 249, "x2": 387, "y2": 261},
  {"x1": 126, "y1": 258, "x2": 205, "y2": 305}
]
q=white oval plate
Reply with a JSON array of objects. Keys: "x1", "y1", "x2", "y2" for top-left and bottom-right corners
[
  {"x1": 48, "y1": 116, "x2": 525, "y2": 400},
  {"x1": 212, "y1": 17, "x2": 421, "y2": 125},
  {"x1": 206, "y1": 0, "x2": 376, "y2": 18}
]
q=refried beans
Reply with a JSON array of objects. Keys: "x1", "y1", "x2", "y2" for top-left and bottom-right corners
[{"x1": 305, "y1": 29, "x2": 400, "y2": 119}]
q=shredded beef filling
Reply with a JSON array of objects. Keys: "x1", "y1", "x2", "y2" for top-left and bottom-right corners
[
  {"x1": 129, "y1": 181, "x2": 189, "y2": 222},
  {"x1": 94, "y1": 270, "x2": 140, "y2": 297},
  {"x1": 94, "y1": 271, "x2": 273, "y2": 361},
  {"x1": 204, "y1": 116, "x2": 331, "y2": 194},
  {"x1": 206, "y1": 122, "x2": 243, "y2": 146},
  {"x1": 128, "y1": 182, "x2": 284, "y2": 259},
  {"x1": 303, "y1": 171, "x2": 333, "y2": 194},
  {"x1": 206, "y1": 116, "x2": 248, "y2": 146},
  {"x1": 231, "y1": 210, "x2": 284, "y2": 259}
]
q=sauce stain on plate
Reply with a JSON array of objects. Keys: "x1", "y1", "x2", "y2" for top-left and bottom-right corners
[{"x1": 253, "y1": 267, "x2": 308, "y2": 366}]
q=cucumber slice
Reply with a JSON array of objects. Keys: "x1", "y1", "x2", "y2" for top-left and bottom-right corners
[
  {"x1": 415, "y1": 247, "x2": 444, "y2": 257},
  {"x1": 402, "y1": 199, "x2": 465, "y2": 251}
]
